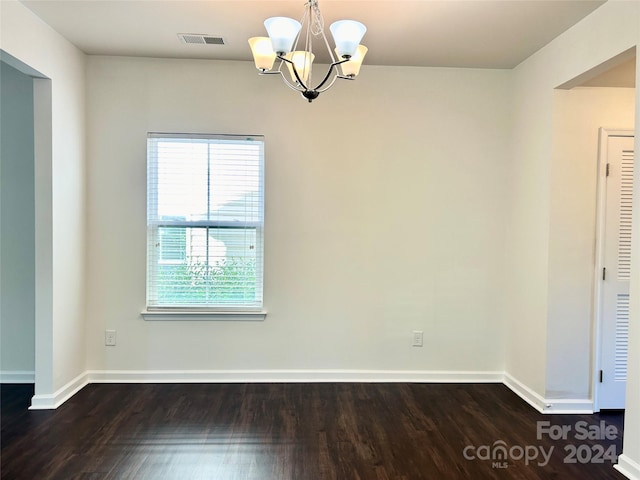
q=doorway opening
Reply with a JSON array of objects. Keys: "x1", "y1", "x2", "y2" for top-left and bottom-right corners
[
  {"x1": 551, "y1": 47, "x2": 635, "y2": 412},
  {"x1": 0, "y1": 50, "x2": 53, "y2": 406}
]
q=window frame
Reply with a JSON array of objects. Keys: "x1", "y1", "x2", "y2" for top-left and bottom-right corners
[{"x1": 143, "y1": 133, "x2": 266, "y2": 320}]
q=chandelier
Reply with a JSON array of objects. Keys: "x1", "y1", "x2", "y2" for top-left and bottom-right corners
[{"x1": 248, "y1": 0, "x2": 367, "y2": 103}]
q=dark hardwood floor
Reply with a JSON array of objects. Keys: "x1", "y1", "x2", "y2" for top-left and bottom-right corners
[{"x1": 1, "y1": 382, "x2": 627, "y2": 479}]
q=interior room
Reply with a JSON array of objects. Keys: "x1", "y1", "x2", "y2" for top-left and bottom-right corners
[{"x1": 1, "y1": 0, "x2": 639, "y2": 478}]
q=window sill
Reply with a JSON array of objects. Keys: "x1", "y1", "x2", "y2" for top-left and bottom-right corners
[{"x1": 141, "y1": 309, "x2": 267, "y2": 321}]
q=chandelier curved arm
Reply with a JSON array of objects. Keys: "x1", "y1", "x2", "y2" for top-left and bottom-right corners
[
  {"x1": 280, "y1": 75, "x2": 306, "y2": 93},
  {"x1": 312, "y1": 57, "x2": 349, "y2": 92},
  {"x1": 277, "y1": 55, "x2": 311, "y2": 92},
  {"x1": 259, "y1": 68, "x2": 305, "y2": 93},
  {"x1": 315, "y1": 74, "x2": 338, "y2": 93},
  {"x1": 261, "y1": 57, "x2": 355, "y2": 100},
  {"x1": 277, "y1": 55, "x2": 350, "y2": 94}
]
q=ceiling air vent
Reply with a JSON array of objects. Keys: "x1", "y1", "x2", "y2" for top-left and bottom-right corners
[{"x1": 178, "y1": 34, "x2": 225, "y2": 45}]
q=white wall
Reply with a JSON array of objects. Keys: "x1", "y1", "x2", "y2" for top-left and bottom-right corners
[
  {"x1": 84, "y1": 56, "x2": 510, "y2": 376},
  {"x1": 618, "y1": 56, "x2": 640, "y2": 480},
  {"x1": 547, "y1": 87, "x2": 635, "y2": 400},
  {"x1": 506, "y1": 0, "x2": 640, "y2": 476},
  {"x1": 506, "y1": 0, "x2": 639, "y2": 399},
  {"x1": 0, "y1": 0, "x2": 87, "y2": 399},
  {"x1": 504, "y1": 59, "x2": 553, "y2": 396},
  {"x1": 0, "y1": 61, "x2": 35, "y2": 379}
]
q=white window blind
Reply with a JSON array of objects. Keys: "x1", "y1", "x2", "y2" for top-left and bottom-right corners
[{"x1": 147, "y1": 133, "x2": 264, "y2": 309}]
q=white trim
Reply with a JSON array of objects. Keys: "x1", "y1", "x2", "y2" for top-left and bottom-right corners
[
  {"x1": 539, "y1": 399, "x2": 594, "y2": 414},
  {"x1": 29, "y1": 371, "x2": 89, "y2": 410},
  {"x1": 87, "y1": 369, "x2": 504, "y2": 384},
  {"x1": 593, "y1": 128, "x2": 635, "y2": 412},
  {"x1": 0, "y1": 370, "x2": 35, "y2": 383},
  {"x1": 26, "y1": 370, "x2": 601, "y2": 413},
  {"x1": 0, "y1": 51, "x2": 48, "y2": 78},
  {"x1": 503, "y1": 373, "x2": 547, "y2": 412},
  {"x1": 141, "y1": 310, "x2": 267, "y2": 321},
  {"x1": 503, "y1": 373, "x2": 593, "y2": 414},
  {"x1": 615, "y1": 454, "x2": 640, "y2": 480},
  {"x1": 21, "y1": 369, "x2": 504, "y2": 408}
]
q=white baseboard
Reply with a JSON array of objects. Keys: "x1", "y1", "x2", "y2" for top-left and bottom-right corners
[
  {"x1": 29, "y1": 371, "x2": 89, "y2": 410},
  {"x1": 540, "y1": 398, "x2": 594, "y2": 414},
  {"x1": 503, "y1": 373, "x2": 593, "y2": 414},
  {"x1": 87, "y1": 369, "x2": 504, "y2": 384},
  {"x1": 616, "y1": 455, "x2": 640, "y2": 480},
  {"x1": 23, "y1": 369, "x2": 503, "y2": 409},
  {"x1": 0, "y1": 370, "x2": 35, "y2": 383},
  {"x1": 29, "y1": 369, "x2": 602, "y2": 414},
  {"x1": 503, "y1": 373, "x2": 547, "y2": 412}
]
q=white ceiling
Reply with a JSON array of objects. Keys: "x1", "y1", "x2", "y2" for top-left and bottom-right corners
[{"x1": 21, "y1": 0, "x2": 608, "y2": 69}]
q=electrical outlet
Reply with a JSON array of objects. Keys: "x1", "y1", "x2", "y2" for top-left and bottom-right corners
[
  {"x1": 412, "y1": 330, "x2": 423, "y2": 347},
  {"x1": 105, "y1": 330, "x2": 117, "y2": 346}
]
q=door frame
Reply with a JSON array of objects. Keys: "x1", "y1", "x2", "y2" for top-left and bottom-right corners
[{"x1": 593, "y1": 127, "x2": 634, "y2": 412}]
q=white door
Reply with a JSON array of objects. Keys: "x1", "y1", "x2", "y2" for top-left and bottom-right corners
[{"x1": 598, "y1": 132, "x2": 634, "y2": 410}]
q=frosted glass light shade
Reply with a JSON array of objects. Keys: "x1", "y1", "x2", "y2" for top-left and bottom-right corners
[
  {"x1": 330, "y1": 20, "x2": 366, "y2": 58},
  {"x1": 248, "y1": 37, "x2": 277, "y2": 71},
  {"x1": 284, "y1": 51, "x2": 315, "y2": 86},
  {"x1": 337, "y1": 44, "x2": 367, "y2": 77},
  {"x1": 264, "y1": 17, "x2": 302, "y2": 54}
]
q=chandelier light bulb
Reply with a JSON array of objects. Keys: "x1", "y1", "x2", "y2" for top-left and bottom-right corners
[
  {"x1": 248, "y1": 37, "x2": 276, "y2": 71},
  {"x1": 264, "y1": 17, "x2": 302, "y2": 54},
  {"x1": 337, "y1": 44, "x2": 368, "y2": 77},
  {"x1": 330, "y1": 20, "x2": 367, "y2": 58},
  {"x1": 284, "y1": 51, "x2": 315, "y2": 85}
]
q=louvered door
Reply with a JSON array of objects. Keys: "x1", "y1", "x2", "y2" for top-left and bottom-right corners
[{"x1": 599, "y1": 134, "x2": 634, "y2": 410}]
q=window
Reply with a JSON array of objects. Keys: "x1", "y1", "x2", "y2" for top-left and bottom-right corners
[{"x1": 146, "y1": 134, "x2": 264, "y2": 311}]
